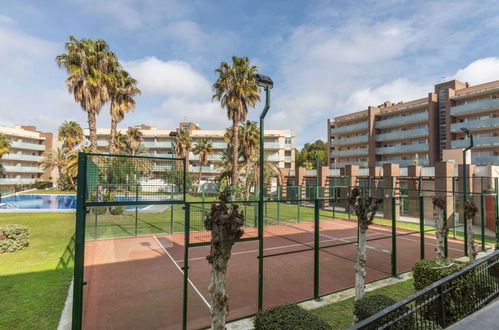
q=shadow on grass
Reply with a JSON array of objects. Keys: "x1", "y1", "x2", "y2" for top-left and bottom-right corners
[{"x1": 57, "y1": 233, "x2": 75, "y2": 271}]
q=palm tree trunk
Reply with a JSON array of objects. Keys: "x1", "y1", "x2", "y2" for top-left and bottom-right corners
[
  {"x1": 88, "y1": 111, "x2": 98, "y2": 153},
  {"x1": 109, "y1": 116, "x2": 117, "y2": 154},
  {"x1": 231, "y1": 120, "x2": 239, "y2": 185},
  {"x1": 198, "y1": 161, "x2": 202, "y2": 185}
]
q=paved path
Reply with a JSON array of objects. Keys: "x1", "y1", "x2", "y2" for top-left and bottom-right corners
[{"x1": 448, "y1": 298, "x2": 499, "y2": 330}]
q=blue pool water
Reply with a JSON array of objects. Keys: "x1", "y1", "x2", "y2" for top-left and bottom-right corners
[{"x1": 0, "y1": 194, "x2": 77, "y2": 209}]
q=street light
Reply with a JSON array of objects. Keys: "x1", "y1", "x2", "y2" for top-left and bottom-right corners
[
  {"x1": 256, "y1": 73, "x2": 273, "y2": 312},
  {"x1": 460, "y1": 127, "x2": 474, "y2": 256}
]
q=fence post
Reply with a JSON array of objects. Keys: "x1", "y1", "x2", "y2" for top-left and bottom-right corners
[
  {"x1": 437, "y1": 285, "x2": 447, "y2": 327},
  {"x1": 170, "y1": 188, "x2": 174, "y2": 234},
  {"x1": 444, "y1": 206, "x2": 448, "y2": 258},
  {"x1": 277, "y1": 186, "x2": 280, "y2": 224},
  {"x1": 419, "y1": 194, "x2": 425, "y2": 260},
  {"x1": 297, "y1": 186, "x2": 301, "y2": 223},
  {"x1": 314, "y1": 199, "x2": 320, "y2": 300},
  {"x1": 182, "y1": 203, "x2": 190, "y2": 330},
  {"x1": 391, "y1": 196, "x2": 397, "y2": 276},
  {"x1": 258, "y1": 198, "x2": 264, "y2": 311},
  {"x1": 481, "y1": 193, "x2": 485, "y2": 251},
  {"x1": 135, "y1": 183, "x2": 139, "y2": 236},
  {"x1": 496, "y1": 177, "x2": 499, "y2": 250}
]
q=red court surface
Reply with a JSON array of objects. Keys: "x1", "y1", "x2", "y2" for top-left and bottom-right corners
[{"x1": 82, "y1": 219, "x2": 469, "y2": 330}]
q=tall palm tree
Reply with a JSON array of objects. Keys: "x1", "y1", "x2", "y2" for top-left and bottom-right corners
[
  {"x1": 0, "y1": 133, "x2": 12, "y2": 176},
  {"x1": 173, "y1": 129, "x2": 192, "y2": 165},
  {"x1": 239, "y1": 121, "x2": 259, "y2": 163},
  {"x1": 109, "y1": 69, "x2": 141, "y2": 154},
  {"x1": 213, "y1": 56, "x2": 260, "y2": 185},
  {"x1": 58, "y1": 121, "x2": 84, "y2": 150},
  {"x1": 56, "y1": 36, "x2": 117, "y2": 153},
  {"x1": 41, "y1": 147, "x2": 67, "y2": 176},
  {"x1": 113, "y1": 131, "x2": 127, "y2": 152},
  {"x1": 125, "y1": 128, "x2": 143, "y2": 156},
  {"x1": 193, "y1": 139, "x2": 214, "y2": 184}
]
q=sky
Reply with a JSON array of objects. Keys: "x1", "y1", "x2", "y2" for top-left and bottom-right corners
[{"x1": 1, "y1": 0, "x2": 499, "y2": 147}]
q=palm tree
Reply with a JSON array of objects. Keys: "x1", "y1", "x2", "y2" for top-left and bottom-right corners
[
  {"x1": 193, "y1": 139, "x2": 214, "y2": 184},
  {"x1": 58, "y1": 121, "x2": 84, "y2": 150},
  {"x1": 213, "y1": 56, "x2": 260, "y2": 185},
  {"x1": 125, "y1": 128, "x2": 143, "y2": 156},
  {"x1": 56, "y1": 36, "x2": 117, "y2": 153},
  {"x1": 239, "y1": 121, "x2": 259, "y2": 163},
  {"x1": 113, "y1": 131, "x2": 127, "y2": 152},
  {"x1": 41, "y1": 147, "x2": 67, "y2": 176},
  {"x1": 0, "y1": 133, "x2": 11, "y2": 176},
  {"x1": 173, "y1": 129, "x2": 192, "y2": 165},
  {"x1": 109, "y1": 69, "x2": 141, "y2": 154}
]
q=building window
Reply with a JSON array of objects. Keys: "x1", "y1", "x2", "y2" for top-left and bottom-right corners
[{"x1": 285, "y1": 137, "x2": 291, "y2": 144}]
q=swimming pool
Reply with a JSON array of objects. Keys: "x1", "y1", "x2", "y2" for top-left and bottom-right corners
[{"x1": 0, "y1": 194, "x2": 77, "y2": 209}]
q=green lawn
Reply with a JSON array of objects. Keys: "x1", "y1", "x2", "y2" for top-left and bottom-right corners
[
  {"x1": 0, "y1": 213, "x2": 74, "y2": 329},
  {"x1": 312, "y1": 279, "x2": 415, "y2": 329},
  {"x1": 22, "y1": 189, "x2": 76, "y2": 195}
]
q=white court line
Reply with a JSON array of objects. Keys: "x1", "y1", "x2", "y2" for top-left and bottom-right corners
[
  {"x1": 327, "y1": 220, "x2": 463, "y2": 253},
  {"x1": 153, "y1": 236, "x2": 211, "y2": 308},
  {"x1": 176, "y1": 231, "x2": 385, "y2": 263}
]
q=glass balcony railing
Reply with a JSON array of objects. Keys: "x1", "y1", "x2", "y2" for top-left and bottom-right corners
[
  {"x1": 2, "y1": 154, "x2": 44, "y2": 162},
  {"x1": 11, "y1": 141, "x2": 45, "y2": 151},
  {"x1": 188, "y1": 166, "x2": 220, "y2": 173},
  {"x1": 450, "y1": 98, "x2": 499, "y2": 116},
  {"x1": 330, "y1": 161, "x2": 367, "y2": 168},
  {"x1": 375, "y1": 111, "x2": 428, "y2": 129},
  {"x1": 332, "y1": 135, "x2": 369, "y2": 146},
  {"x1": 212, "y1": 142, "x2": 227, "y2": 149},
  {"x1": 141, "y1": 141, "x2": 172, "y2": 148},
  {"x1": 375, "y1": 127, "x2": 428, "y2": 142},
  {"x1": 376, "y1": 143, "x2": 429, "y2": 155},
  {"x1": 189, "y1": 154, "x2": 223, "y2": 161},
  {"x1": 376, "y1": 159, "x2": 429, "y2": 167},
  {"x1": 264, "y1": 142, "x2": 281, "y2": 149},
  {"x1": 332, "y1": 148, "x2": 369, "y2": 157},
  {"x1": 450, "y1": 117, "x2": 499, "y2": 133},
  {"x1": 0, "y1": 178, "x2": 37, "y2": 185},
  {"x1": 285, "y1": 156, "x2": 293, "y2": 162},
  {"x1": 473, "y1": 155, "x2": 499, "y2": 165},
  {"x1": 267, "y1": 154, "x2": 281, "y2": 161},
  {"x1": 3, "y1": 166, "x2": 44, "y2": 173},
  {"x1": 331, "y1": 121, "x2": 368, "y2": 134},
  {"x1": 451, "y1": 136, "x2": 499, "y2": 148}
]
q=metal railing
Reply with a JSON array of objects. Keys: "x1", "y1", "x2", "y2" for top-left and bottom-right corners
[{"x1": 350, "y1": 250, "x2": 499, "y2": 329}]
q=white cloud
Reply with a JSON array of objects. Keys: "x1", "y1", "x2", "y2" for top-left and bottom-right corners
[
  {"x1": 451, "y1": 57, "x2": 499, "y2": 85},
  {"x1": 123, "y1": 56, "x2": 212, "y2": 98}
]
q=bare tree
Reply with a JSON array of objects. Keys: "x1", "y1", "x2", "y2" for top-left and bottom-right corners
[
  {"x1": 204, "y1": 189, "x2": 245, "y2": 329},
  {"x1": 432, "y1": 196, "x2": 448, "y2": 259},
  {"x1": 348, "y1": 187, "x2": 382, "y2": 305},
  {"x1": 464, "y1": 200, "x2": 478, "y2": 261}
]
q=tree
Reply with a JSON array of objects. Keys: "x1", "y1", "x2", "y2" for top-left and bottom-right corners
[
  {"x1": 348, "y1": 187, "x2": 382, "y2": 319},
  {"x1": 295, "y1": 140, "x2": 327, "y2": 169},
  {"x1": 0, "y1": 133, "x2": 11, "y2": 176},
  {"x1": 204, "y1": 189, "x2": 244, "y2": 329},
  {"x1": 125, "y1": 128, "x2": 144, "y2": 156},
  {"x1": 58, "y1": 121, "x2": 84, "y2": 150},
  {"x1": 464, "y1": 200, "x2": 478, "y2": 261},
  {"x1": 213, "y1": 56, "x2": 260, "y2": 186},
  {"x1": 173, "y1": 129, "x2": 192, "y2": 165},
  {"x1": 56, "y1": 36, "x2": 117, "y2": 153},
  {"x1": 113, "y1": 131, "x2": 127, "y2": 152},
  {"x1": 41, "y1": 147, "x2": 67, "y2": 176},
  {"x1": 432, "y1": 196, "x2": 448, "y2": 259},
  {"x1": 193, "y1": 139, "x2": 214, "y2": 184},
  {"x1": 109, "y1": 69, "x2": 141, "y2": 154}
]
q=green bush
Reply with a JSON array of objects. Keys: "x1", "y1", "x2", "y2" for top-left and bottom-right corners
[
  {"x1": 413, "y1": 258, "x2": 475, "y2": 324},
  {"x1": 254, "y1": 304, "x2": 331, "y2": 330},
  {"x1": 354, "y1": 294, "x2": 414, "y2": 329},
  {"x1": 110, "y1": 206, "x2": 125, "y2": 215},
  {"x1": 35, "y1": 180, "x2": 53, "y2": 190},
  {"x1": 0, "y1": 224, "x2": 30, "y2": 253}
]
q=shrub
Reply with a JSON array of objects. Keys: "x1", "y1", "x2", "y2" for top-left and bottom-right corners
[
  {"x1": 110, "y1": 206, "x2": 125, "y2": 215},
  {"x1": 0, "y1": 224, "x2": 30, "y2": 253},
  {"x1": 35, "y1": 180, "x2": 53, "y2": 190},
  {"x1": 254, "y1": 304, "x2": 331, "y2": 330},
  {"x1": 413, "y1": 258, "x2": 475, "y2": 324},
  {"x1": 354, "y1": 294, "x2": 413, "y2": 329}
]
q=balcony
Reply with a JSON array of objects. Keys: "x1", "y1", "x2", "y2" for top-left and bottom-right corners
[
  {"x1": 473, "y1": 155, "x2": 499, "y2": 165},
  {"x1": 267, "y1": 154, "x2": 281, "y2": 162},
  {"x1": 141, "y1": 141, "x2": 172, "y2": 148},
  {"x1": 376, "y1": 143, "x2": 429, "y2": 155},
  {"x1": 332, "y1": 135, "x2": 368, "y2": 146},
  {"x1": 0, "y1": 178, "x2": 36, "y2": 185},
  {"x1": 264, "y1": 142, "x2": 281, "y2": 149},
  {"x1": 150, "y1": 153, "x2": 174, "y2": 158},
  {"x1": 211, "y1": 142, "x2": 227, "y2": 149},
  {"x1": 375, "y1": 111, "x2": 428, "y2": 129},
  {"x1": 3, "y1": 166, "x2": 44, "y2": 174},
  {"x1": 451, "y1": 136, "x2": 499, "y2": 149},
  {"x1": 450, "y1": 97, "x2": 499, "y2": 116},
  {"x1": 377, "y1": 159, "x2": 429, "y2": 167},
  {"x1": 285, "y1": 156, "x2": 293, "y2": 162},
  {"x1": 189, "y1": 154, "x2": 223, "y2": 161},
  {"x1": 332, "y1": 148, "x2": 369, "y2": 157},
  {"x1": 330, "y1": 161, "x2": 367, "y2": 168},
  {"x1": 331, "y1": 121, "x2": 368, "y2": 134},
  {"x1": 188, "y1": 166, "x2": 220, "y2": 173},
  {"x1": 376, "y1": 127, "x2": 428, "y2": 142},
  {"x1": 2, "y1": 154, "x2": 44, "y2": 162},
  {"x1": 11, "y1": 141, "x2": 45, "y2": 151},
  {"x1": 450, "y1": 117, "x2": 499, "y2": 133}
]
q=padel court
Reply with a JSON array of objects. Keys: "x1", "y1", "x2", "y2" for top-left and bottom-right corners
[{"x1": 81, "y1": 217, "x2": 468, "y2": 330}]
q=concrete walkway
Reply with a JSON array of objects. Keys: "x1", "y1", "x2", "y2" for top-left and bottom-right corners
[{"x1": 447, "y1": 298, "x2": 499, "y2": 330}]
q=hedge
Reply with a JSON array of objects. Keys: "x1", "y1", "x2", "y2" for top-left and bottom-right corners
[
  {"x1": 254, "y1": 304, "x2": 331, "y2": 330},
  {"x1": 0, "y1": 224, "x2": 30, "y2": 253},
  {"x1": 354, "y1": 294, "x2": 414, "y2": 329}
]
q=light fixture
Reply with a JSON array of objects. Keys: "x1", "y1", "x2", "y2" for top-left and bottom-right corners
[{"x1": 255, "y1": 74, "x2": 274, "y2": 89}]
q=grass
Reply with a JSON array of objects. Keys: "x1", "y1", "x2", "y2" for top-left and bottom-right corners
[
  {"x1": 312, "y1": 279, "x2": 415, "y2": 329},
  {"x1": 22, "y1": 189, "x2": 75, "y2": 195},
  {"x1": 0, "y1": 212, "x2": 74, "y2": 329}
]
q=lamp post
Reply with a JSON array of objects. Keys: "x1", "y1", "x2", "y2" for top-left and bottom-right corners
[
  {"x1": 461, "y1": 127, "x2": 474, "y2": 256},
  {"x1": 255, "y1": 73, "x2": 273, "y2": 311}
]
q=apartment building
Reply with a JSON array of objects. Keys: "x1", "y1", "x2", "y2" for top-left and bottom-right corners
[
  {"x1": 86, "y1": 123, "x2": 296, "y2": 181},
  {"x1": 328, "y1": 79, "x2": 499, "y2": 168},
  {"x1": 0, "y1": 125, "x2": 53, "y2": 188}
]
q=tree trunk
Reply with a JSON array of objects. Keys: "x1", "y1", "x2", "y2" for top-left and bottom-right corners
[
  {"x1": 467, "y1": 216, "x2": 477, "y2": 261},
  {"x1": 88, "y1": 111, "x2": 98, "y2": 153},
  {"x1": 109, "y1": 116, "x2": 117, "y2": 154},
  {"x1": 355, "y1": 227, "x2": 367, "y2": 302},
  {"x1": 434, "y1": 204, "x2": 446, "y2": 259},
  {"x1": 198, "y1": 161, "x2": 202, "y2": 186},
  {"x1": 231, "y1": 120, "x2": 239, "y2": 186},
  {"x1": 209, "y1": 252, "x2": 230, "y2": 330}
]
